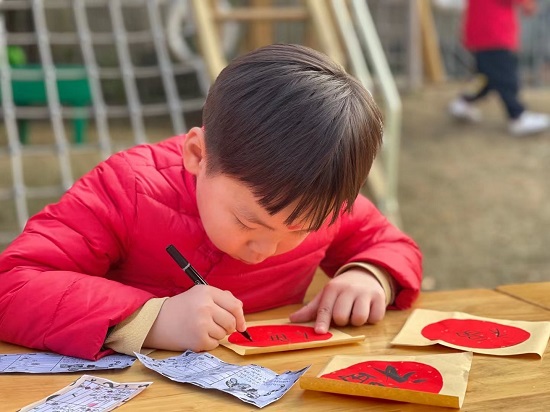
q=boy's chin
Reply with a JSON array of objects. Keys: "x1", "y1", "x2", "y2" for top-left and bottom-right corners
[
  {"x1": 234, "y1": 256, "x2": 256, "y2": 265},
  {"x1": 231, "y1": 255, "x2": 265, "y2": 265}
]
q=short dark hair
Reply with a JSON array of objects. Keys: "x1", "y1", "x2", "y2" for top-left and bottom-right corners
[{"x1": 202, "y1": 44, "x2": 383, "y2": 230}]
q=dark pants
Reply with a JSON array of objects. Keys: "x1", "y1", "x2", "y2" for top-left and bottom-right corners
[{"x1": 463, "y1": 50, "x2": 525, "y2": 120}]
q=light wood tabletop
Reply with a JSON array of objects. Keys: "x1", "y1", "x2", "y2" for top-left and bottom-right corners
[
  {"x1": 496, "y1": 281, "x2": 550, "y2": 311},
  {"x1": 1, "y1": 288, "x2": 550, "y2": 411}
]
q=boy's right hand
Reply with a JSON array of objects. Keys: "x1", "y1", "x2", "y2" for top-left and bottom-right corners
[{"x1": 143, "y1": 285, "x2": 247, "y2": 352}]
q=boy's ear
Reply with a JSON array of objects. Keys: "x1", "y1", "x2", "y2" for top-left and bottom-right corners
[{"x1": 182, "y1": 127, "x2": 206, "y2": 175}]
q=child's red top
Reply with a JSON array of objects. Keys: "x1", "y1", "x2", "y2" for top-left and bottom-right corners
[{"x1": 463, "y1": 0, "x2": 523, "y2": 51}]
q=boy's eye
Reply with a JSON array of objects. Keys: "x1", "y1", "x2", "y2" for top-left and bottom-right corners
[{"x1": 235, "y1": 216, "x2": 253, "y2": 230}]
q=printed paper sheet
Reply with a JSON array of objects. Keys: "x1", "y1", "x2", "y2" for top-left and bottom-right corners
[
  {"x1": 0, "y1": 352, "x2": 136, "y2": 373},
  {"x1": 136, "y1": 350, "x2": 308, "y2": 408},
  {"x1": 19, "y1": 375, "x2": 151, "y2": 412}
]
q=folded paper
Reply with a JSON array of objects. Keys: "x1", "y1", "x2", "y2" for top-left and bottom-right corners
[
  {"x1": 220, "y1": 319, "x2": 365, "y2": 355},
  {"x1": 391, "y1": 309, "x2": 550, "y2": 357},
  {"x1": 300, "y1": 352, "x2": 472, "y2": 408}
]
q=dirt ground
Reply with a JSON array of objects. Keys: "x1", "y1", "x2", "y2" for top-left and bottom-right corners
[
  {"x1": 1, "y1": 82, "x2": 549, "y2": 291},
  {"x1": 399, "y1": 83, "x2": 550, "y2": 290}
]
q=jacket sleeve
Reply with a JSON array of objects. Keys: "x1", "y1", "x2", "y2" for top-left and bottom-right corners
[
  {"x1": 0, "y1": 154, "x2": 155, "y2": 360},
  {"x1": 320, "y1": 195, "x2": 422, "y2": 309}
]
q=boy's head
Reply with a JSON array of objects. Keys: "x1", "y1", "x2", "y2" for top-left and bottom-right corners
[
  {"x1": 202, "y1": 44, "x2": 383, "y2": 231},
  {"x1": 183, "y1": 44, "x2": 383, "y2": 263}
]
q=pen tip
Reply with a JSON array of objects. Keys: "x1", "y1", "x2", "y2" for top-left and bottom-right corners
[{"x1": 242, "y1": 330, "x2": 253, "y2": 342}]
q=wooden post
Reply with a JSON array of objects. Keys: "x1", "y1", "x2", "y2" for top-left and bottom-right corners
[
  {"x1": 248, "y1": 0, "x2": 274, "y2": 49},
  {"x1": 305, "y1": 0, "x2": 346, "y2": 66},
  {"x1": 417, "y1": 0, "x2": 446, "y2": 83},
  {"x1": 191, "y1": 0, "x2": 227, "y2": 81}
]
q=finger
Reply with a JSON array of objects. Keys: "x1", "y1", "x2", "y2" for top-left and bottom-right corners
[
  {"x1": 196, "y1": 335, "x2": 221, "y2": 352},
  {"x1": 212, "y1": 307, "x2": 238, "y2": 335},
  {"x1": 350, "y1": 298, "x2": 370, "y2": 326},
  {"x1": 208, "y1": 322, "x2": 230, "y2": 341},
  {"x1": 314, "y1": 287, "x2": 338, "y2": 334},
  {"x1": 213, "y1": 290, "x2": 247, "y2": 332},
  {"x1": 367, "y1": 297, "x2": 386, "y2": 324},
  {"x1": 331, "y1": 291, "x2": 355, "y2": 326},
  {"x1": 187, "y1": 327, "x2": 221, "y2": 352},
  {"x1": 289, "y1": 292, "x2": 322, "y2": 323}
]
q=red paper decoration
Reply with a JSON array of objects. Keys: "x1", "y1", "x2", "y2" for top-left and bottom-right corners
[
  {"x1": 421, "y1": 319, "x2": 530, "y2": 349},
  {"x1": 322, "y1": 361, "x2": 444, "y2": 393},
  {"x1": 228, "y1": 325, "x2": 332, "y2": 347}
]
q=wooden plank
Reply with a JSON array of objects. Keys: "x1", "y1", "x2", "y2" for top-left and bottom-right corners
[
  {"x1": 496, "y1": 282, "x2": 550, "y2": 311},
  {"x1": 191, "y1": 0, "x2": 227, "y2": 81},
  {"x1": 247, "y1": 0, "x2": 274, "y2": 50},
  {"x1": 305, "y1": 0, "x2": 346, "y2": 66},
  {"x1": 417, "y1": 0, "x2": 446, "y2": 83},
  {"x1": 215, "y1": 7, "x2": 308, "y2": 21}
]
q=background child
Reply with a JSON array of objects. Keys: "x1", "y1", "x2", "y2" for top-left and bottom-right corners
[
  {"x1": 449, "y1": 0, "x2": 550, "y2": 135},
  {"x1": 0, "y1": 44, "x2": 422, "y2": 360}
]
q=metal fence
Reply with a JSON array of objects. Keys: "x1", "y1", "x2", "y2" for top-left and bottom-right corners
[
  {"x1": 0, "y1": 0, "x2": 404, "y2": 246},
  {"x1": 0, "y1": 0, "x2": 206, "y2": 245}
]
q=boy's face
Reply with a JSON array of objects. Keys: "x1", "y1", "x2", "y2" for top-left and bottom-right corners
[{"x1": 195, "y1": 170, "x2": 312, "y2": 264}]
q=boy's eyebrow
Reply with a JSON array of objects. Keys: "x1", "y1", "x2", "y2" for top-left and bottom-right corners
[
  {"x1": 236, "y1": 207, "x2": 276, "y2": 231},
  {"x1": 236, "y1": 207, "x2": 311, "y2": 232},
  {"x1": 236, "y1": 207, "x2": 314, "y2": 233}
]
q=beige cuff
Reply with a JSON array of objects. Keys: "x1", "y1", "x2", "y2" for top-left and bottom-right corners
[
  {"x1": 335, "y1": 262, "x2": 396, "y2": 307},
  {"x1": 104, "y1": 297, "x2": 168, "y2": 356}
]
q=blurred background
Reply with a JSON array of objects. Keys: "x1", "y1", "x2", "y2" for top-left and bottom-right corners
[{"x1": 1, "y1": 0, "x2": 549, "y2": 290}]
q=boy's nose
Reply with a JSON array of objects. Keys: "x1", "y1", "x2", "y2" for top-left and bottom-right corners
[{"x1": 248, "y1": 239, "x2": 278, "y2": 261}]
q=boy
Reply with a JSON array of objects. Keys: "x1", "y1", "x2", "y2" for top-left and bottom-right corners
[
  {"x1": 0, "y1": 44, "x2": 422, "y2": 360},
  {"x1": 449, "y1": 0, "x2": 550, "y2": 135}
]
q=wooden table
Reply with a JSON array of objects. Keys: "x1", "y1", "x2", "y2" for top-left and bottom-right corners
[
  {"x1": 2, "y1": 288, "x2": 550, "y2": 411},
  {"x1": 497, "y1": 281, "x2": 550, "y2": 311}
]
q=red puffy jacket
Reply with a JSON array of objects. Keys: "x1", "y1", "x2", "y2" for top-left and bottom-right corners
[
  {"x1": 0, "y1": 136, "x2": 422, "y2": 360},
  {"x1": 463, "y1": 0, "x2": 521, "y2": 51}
]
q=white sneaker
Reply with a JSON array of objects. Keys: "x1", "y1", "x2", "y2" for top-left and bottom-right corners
[
  {"x1": 509, "y1": 111, "x2": 550, "y2": 136},
  {"x1": 448, "y1": 97, "x2": 482, "y2": 122}
]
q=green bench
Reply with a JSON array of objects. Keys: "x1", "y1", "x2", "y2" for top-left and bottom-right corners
[{"x1": 2, "y1": 64, "x2": 91, "y2": 144}]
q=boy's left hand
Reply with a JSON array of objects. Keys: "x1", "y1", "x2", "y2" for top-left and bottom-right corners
[{"x1": 289, "y1": 268, "x2": 386, "y2": 334}]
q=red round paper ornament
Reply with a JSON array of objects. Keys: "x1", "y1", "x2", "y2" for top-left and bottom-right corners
[
  {"x1": 421, "y1": 319, "x2": 530, "y2": 349},
  {"x1": 228, "y1": 325, "x2": 332, "y2": 346},
  {"x1": 322, "y1": 361, "x2": 444, "y2": 393}
]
